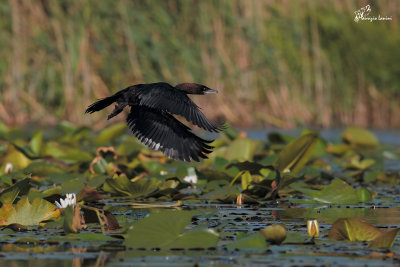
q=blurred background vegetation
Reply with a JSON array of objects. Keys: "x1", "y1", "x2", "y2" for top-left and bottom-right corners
[{"x1": 0, "y1": 0, "x2": 399, "y2": 129}]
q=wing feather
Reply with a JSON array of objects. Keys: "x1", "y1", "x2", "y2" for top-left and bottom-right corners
[{"x1": 126, "y1": 106, "x2": 214, "y2": 162}]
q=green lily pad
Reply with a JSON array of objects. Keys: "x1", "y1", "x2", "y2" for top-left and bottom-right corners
[
  {"x1": 226, "y1": 232, "x2": 267, "y2": 250},
  {"x1": 29, "y1": 130, "x2": 43, "y2": 156},
  {"x1": 61, "y1": 177, "x2": 85, "y2": 195},
  {"x1": 2, "y1": 145, "x2": 32, "y2": 170},
  {"x1": 356, "y1": 188, "x2": 372, "y2": 202},
  {"x1": 117, "y1": 136, "x2": 145, "y2": 156},
  {"x1": 0, "y1": 178, "x2": 30, "y2": 204},
  {"x1": 103, "y1": 176, "x2": 161, "y2": 198},
  {"x1": 44, "y1": 143, "x2": 92, "y2": 163},
  {"x1": 343, "y1": 157, "x2": 375, "y2": 170},
  {"x1": 328, "y1": 218, "x2": 381, "y2": 242},
  {"x1": 0, "y1": 198, "x2": 60, "y2": 226},
  {"x1": 369, "y1": 228, "x2": 400, "y2": 248},
  {"x1": 225, "y1": 138, "x2": 258, "y2": 161},
  {"x1": 27, "y1": 187, "x2": 62, "y2": 202},
  {"x1": 58, "y1": 148, "x2": 93, "y2": 163},
  {"x1": 294, "y1": 178, "x2": 359, "y2": 204},
  {"x1": 94, "y1": 123, "x2": 127, "y2": 145},
  {"x1": 24, "y1": 161, "x2": 66, "y2": 177},
  {"x1": 326, "y1": 144, "x2": 352, "y2": 156},
  {"x1": 201, "y1": 184, "x2": 241, "y2": 202},
  {"x1": 341, "y1": 127, "x2": 379, "y2": 147},
  {"x1": 329, "y1": 218, "x2": 400, "y2": 248},
  {"x1": 125, "y1": 210, "x2": 218, "y2": 249}
]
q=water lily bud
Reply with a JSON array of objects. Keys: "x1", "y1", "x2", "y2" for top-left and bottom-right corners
[
  {"x1": 236, "y1": 193, "x2": 244, "y2": 205},
  {"x1": 5, "y1": 163, "x2": 13, "y2": 174},
  {"x1": 307, "y1": 219, "x2": 319, "y2": 237}
]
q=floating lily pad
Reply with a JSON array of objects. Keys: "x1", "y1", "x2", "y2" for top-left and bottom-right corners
[
  {"x1": 294, "y1": 178, "x2": 360, "y2": 204},
  {"x1": 61, "y1": 177, "x2": 85, "y2": 195},
  {"x1": 0, "y1": 198, "x2": 60, "y2": 226},
  {"x1": 201, "y1": 184, "x2": 241, "y2": 202},
  {"x1": 104, "y1": 176, "x2": 161, "y2": 198},
  {"x1": 226, "y1": 232, "x2": 267, "y2": 250},
  {"x1": 24, "y1": 161, "x2": 66, "y2": 177},
  {"x1": 369, "y1": 228, "x2": 400, "y2": 248},
  {"x1": 225, "y1": 138, "x2": 258, "y2": 161},
  {"x1": 94, "y1": 123, "x2": 127, "y2": 145},
  {"x1": 2, "y1": 145, "x2": 32, "y2": 170},
  {"x1": 341, "y1": 127, "x2": 379, "y2": 147},
  {"x1": 329, "y1": 218, "x2": 400, "y2": 248},
  {"x1": 125, "y1": 210, "x2": 218, "y2": 249},
  {"x1": 0, "y1": 178, "x2": 30, "y2": 204},
  {"x1": 29, "y1": 130, "x2": 43, "y2": 156}
]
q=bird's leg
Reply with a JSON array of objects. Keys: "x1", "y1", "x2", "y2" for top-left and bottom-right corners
[{"x1": 107, "y1": 103, "x2": 126, "y2": 120}]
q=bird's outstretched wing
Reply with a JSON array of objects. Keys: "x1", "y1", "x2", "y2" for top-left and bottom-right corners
[
  {"x1": 126, "y1": 106, "x2": 213, "y2": 162},
  {"x1": 135, "y1": 83, "x2": 222, "y2": 132}
]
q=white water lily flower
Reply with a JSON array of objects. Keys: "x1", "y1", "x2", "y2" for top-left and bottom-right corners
[
  {"x1": 55, "y1": 193, "x2": 77, "y2": 209},
  {"x1": 183, "y1": 167, "x2": 198, "y2": 184}
]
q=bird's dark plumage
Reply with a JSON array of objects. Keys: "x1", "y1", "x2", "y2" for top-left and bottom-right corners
[{"x1": 86, "y1": 82, "x2": 222, "y2": 162}]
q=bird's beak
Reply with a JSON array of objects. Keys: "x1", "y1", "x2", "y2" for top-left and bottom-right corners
[{"x1": 204, "y1": 88, "x2": 218, "y2": 94}]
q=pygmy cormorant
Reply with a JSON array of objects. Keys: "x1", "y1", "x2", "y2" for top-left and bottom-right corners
[{"x1": 85, "y1": 82, "x2": 222, "y2": 162}]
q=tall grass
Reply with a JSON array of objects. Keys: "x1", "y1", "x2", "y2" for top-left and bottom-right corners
[{"x1": 0, "y1": 0, "x2": 399, "y2": 128}]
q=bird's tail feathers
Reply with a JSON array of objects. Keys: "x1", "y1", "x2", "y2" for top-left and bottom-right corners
[{"x1": 85, "y1": 94, "x2": 119, "y2": 114}]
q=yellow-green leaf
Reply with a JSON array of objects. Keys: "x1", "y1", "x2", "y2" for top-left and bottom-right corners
[
  {"x1": 329, "y1": 218, "x2": 400, "y2": 248},
  {"x1": 328, "y1": 218, "x2": 381, "y2": 242},
  {"x1": 94, "y1": 123, "x2": 126, "y2": 145},
  {"x1": 3, "y1": 145, "x2": 31, "y2": 170},
  {"x1": 295, "y1": 178, "x2": 359, "y2": 204},
  {"x1": 0, "y1": 198, "x2": 60, "y2": 226},
  {"x1": 341, "y1": 127, "x2": 379, "y2": 147},
  {"x1": 274, "y1": 133, "x2": 319, "y2": 173},
  {"x1": 29, "y1": 130, "x2": 43, "y2": 156},
  {"x1": 0, "y1": 178, "x2": 30, "y2": 204},
  {"x1": 369, "y1": 228, "x2": 400, "y2": 248},
  {"x1": 225, "y1": 138, "x2": 258, "y2": 161}
]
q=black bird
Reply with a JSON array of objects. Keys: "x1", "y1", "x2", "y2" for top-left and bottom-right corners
[{"x1": 86, "y1": 82, "x2": 222, "y2": 162}]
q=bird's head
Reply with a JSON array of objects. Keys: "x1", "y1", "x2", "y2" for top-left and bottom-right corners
[{"x1": 176, "y1": 83, "x2": 218, "y2": 95}]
